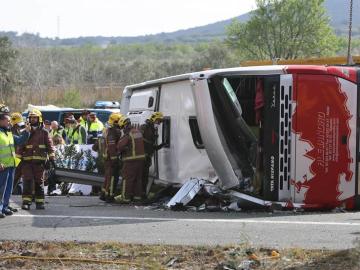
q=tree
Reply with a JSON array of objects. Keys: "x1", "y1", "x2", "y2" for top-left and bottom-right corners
[
  {"x1": 226, "y1": 0, "x2": 339, "y2": 60},
  {"x1": 0, "y1": 36, "x2": 17, "y2": 100}
]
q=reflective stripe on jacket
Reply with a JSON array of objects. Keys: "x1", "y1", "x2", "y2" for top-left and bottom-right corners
[
  {"x1": 117, "y1": 128, "x2": 145, "y2": 161},
  {"x1": 17, "y1": 127, "x2": 55, "y2": 162},
  {"x1": 104, "y1": 126, "x2": 121, "y2": 160},
  {"x1": 88, "y1": 120, "x2": 104, "y2": 133},
  {"x1": 49, "y1": 128, "x2": 64, "y2": 138},
  {"x1": 69, "y1": 126, "x2": 86, "y2": 145},
  {"x1": 0, "y1": 130, "x2": 16, "y2": 167}
]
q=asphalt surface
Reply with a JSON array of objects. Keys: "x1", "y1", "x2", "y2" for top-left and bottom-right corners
[{"x1": 1, "y1": 196, "x2": 359, "y2": 250}]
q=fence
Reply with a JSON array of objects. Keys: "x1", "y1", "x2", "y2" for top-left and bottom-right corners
[{"x1": 4, "y1": 84, "x2": 124, "y2": 112}]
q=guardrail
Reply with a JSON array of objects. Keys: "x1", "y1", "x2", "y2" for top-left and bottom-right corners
[{"x1": 55, "y1": 168, "x2": 104, "y2": 187}]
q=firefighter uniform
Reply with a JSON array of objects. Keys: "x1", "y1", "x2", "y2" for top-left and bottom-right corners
[
  {"x1": 98, "y1": 113, "x2": 122, "y2": 202},
  {"x1": 140, "y1": 112, "x2": 165, "y2": 197},
  {"x1": 17, "y1": 109, "x2": 55, "y2": 210},
  {"x1": 116, "y1": 118, "x2": 145, "y2": 202}
]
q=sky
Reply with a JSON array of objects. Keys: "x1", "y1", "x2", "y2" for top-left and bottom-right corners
[{"x1": 0, "y1": 0, "x2": 256, "y2": 38}]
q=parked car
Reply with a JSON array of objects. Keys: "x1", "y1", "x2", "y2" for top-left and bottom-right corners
[
  {"x1": 22, "y1": 105, "x2": 120, "y2": 126},
  {"x1": 94, "y1": 100, "x2": 120, "y2": 109}
]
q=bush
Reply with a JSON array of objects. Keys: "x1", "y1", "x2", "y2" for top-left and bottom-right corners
[{"x1": 62, "y1": 89, "x2": 82, "y2": 108}]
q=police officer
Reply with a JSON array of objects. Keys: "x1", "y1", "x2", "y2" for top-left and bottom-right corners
[
  {"x1": 115, "y1": 117, "x2": 145, "y2": 203},
  {"x1": 0, "y1": 106, "x2": 29, "y2": 218},
  {"x1": 17, "y1": 109, "x2": 55, "y2": 210},
  {"x1": 140, "y1": 112, "x2": 166, "y2": 198},
  {"x1": 98, "y1": 113, "x2": 122, "y2": 202}
]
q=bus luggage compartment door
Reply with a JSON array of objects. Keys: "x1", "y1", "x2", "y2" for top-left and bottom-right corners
[{"x1": 292, "y1": 74, "x2": 357, "y2": 207}]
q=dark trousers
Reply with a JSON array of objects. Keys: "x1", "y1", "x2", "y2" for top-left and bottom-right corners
[
  {"x1": 142, "y1": 156, "x2": 152, "y2": 196},
  {"x1": 122, "y1": 159, "x2": 144, "y2": 199},
  {"x1": 13, "y1": 162, "x2": 22, "y2": 190},
  {"x1": 22, "y1": 162, "x2": 45, "y2": 205},
  {"x1": 103, "y1": 159, "x2": 120, "y2": 197}
]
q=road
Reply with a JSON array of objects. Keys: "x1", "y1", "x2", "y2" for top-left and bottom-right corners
[{"x1": 1, "y1": 196, "x2": 359, "y2": 250}]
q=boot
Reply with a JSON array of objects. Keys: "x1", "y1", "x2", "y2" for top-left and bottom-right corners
[
  {"x1": 105, "y1": 195, "x2": 114, "y2": 203},
  {"x1": 114, "y1": 195, "x2": 131, "y2": 204},
  {"x1": 36, "y1": 203, "x2": 45, "y2": 210},
  {"x1": 21, "y1": 204, "x2": 30, "y2": 210},
  {"x1": 99, "y1": 192, "x2": 106, "y2": 201},
  {"x1": 3, "y1": 209, "x2": 13, "y2": 216},
  {"x1": 7, "y1": 206, "x2": 18, "y2": 212}
]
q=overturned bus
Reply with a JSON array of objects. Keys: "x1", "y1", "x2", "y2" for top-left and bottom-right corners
[{"x1": 121, "y1": 65, "x2": 360, "y2": 210}]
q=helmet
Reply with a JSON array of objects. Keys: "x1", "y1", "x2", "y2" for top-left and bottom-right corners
[
  {"x1": 119, "y1": 116, "x2": 130, "y2": 129},
  {"x1": 10, "y1": 112, "x2": 24, "y2": 126},
  {"x1": 0, "y1": 104, "x2": 10, "y2": 115},
  {"x1": 28, "y1": 109, "x2": 43, "y2": 123},
  {"x1": 108, "y1": 113, "x2": 123, "y2": 126},
  {"x1": 149, "y1": 112, "x2": 164, "y2": 123}
]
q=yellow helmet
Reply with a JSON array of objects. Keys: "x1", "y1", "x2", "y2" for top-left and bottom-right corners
[
  {"x1": 108, "y1": 113, "x2": 123, "y2": 126},
  {"x1": 149, "y1": 112, "x2": 164, "y2": 123},
  {"x1": 119, "y1": 116, "x2": 130, "y2": 129},
  {"x1": 10, "y1": 112, "x2": 24, "y2": 126},
  {"x1": 28, "y1": 109, "x2": 43, "y2": 123}
]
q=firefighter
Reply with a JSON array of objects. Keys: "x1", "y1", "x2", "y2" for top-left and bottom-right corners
[
  {"x1": 17, "y1": 109, "x2": 55, "y2": 210},
  {"x1": 140, "y1": 112, "x2": 166, "y2": 198},
  {"x1": 98, "y1": 113, "x2": 123, "y2": 202},
  {"x1": 115, "y1": 117, "x2": 145, "y2": 203},
  {"x1": 10, "y1": 112, "x2": 27, "y2": 195},
  {"x1": 0, "y1": 106, "x2": 30, "y2": 218},
  {"x1": 10, "y1": 112, "x2": 25, "y2": 136},
  {"x1": 66, "y1": 115, "x2": 87, "y2": 144}
]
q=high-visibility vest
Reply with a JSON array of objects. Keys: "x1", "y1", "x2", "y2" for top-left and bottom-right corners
[
  {"x1": 64, "y1": 127, "x2": 73, "y2": 138},
  {"x1": 50, "y1": 128, "x2": 64, "y2": 138},
  {"x1": 69, "y1": 127, "x2": 84, "y2": 144},
  {"x1": 0, "y1": 131, "x2": 16, "y2": 168},
  {"x1": 88, "y1": 120, "x2": 104, "y2": 133},
  {"x1": 79, "y1": 117, "x2": 88, "y2": 130}
]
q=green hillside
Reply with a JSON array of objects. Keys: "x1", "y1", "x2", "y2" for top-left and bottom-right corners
[{"x1": 0, "y1": 0, "x2": 358, "y2": 47}]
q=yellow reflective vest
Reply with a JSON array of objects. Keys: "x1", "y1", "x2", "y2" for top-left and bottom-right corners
[
  {"x1": 88, "y1": 120, "x2": 104, "y2": 133},
  {"x1": 0, "y1": 131, "x2": 16, "y2": 168}
]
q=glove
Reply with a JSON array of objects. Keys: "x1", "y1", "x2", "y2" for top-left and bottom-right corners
[{"x1": 156, "y1": 143, "x2": 166, "y2": 150}]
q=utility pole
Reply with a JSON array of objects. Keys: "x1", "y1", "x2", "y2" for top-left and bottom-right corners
[
  {"x1": 347, "y1": 0, "x2": 353, "y2": 65},
  {"x1": 57, "y1": 16, "x2": 61, "y2": 39}
]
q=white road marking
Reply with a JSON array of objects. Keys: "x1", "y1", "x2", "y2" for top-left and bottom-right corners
[{"x1": 12, "y1": 214, "x2": 360, "y2": 226}]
